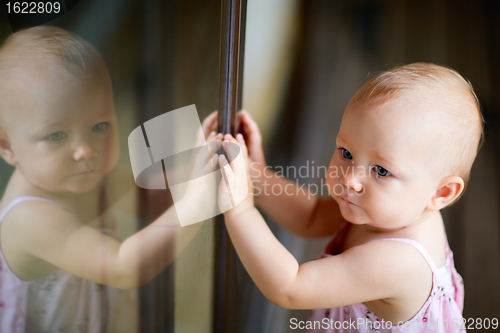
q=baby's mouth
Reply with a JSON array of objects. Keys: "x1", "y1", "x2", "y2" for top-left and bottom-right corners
[
  {"x1": 77, "y1": 169, "x2": 100, "y2": 175},
  {"x1": 341, "y1": 196, "x2": 355, "y2": 205}
]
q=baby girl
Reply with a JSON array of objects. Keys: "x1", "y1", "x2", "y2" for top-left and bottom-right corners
[
  {"x1": 218, "y1": 63, "x2": 482, "y2": 332},
  {"x1": 0, "y1": 26, "x2": 220, "y2": 332}
]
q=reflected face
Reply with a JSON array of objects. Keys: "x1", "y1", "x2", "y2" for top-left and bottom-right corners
[
  {"x1": 326, "y1": 96, "x2": 445, "y2": 230},
  {"x1": 6, "y1": 67, "x2": 120, "y2": 193}
]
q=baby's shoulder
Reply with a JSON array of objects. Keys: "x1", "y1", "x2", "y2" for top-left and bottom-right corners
[
  {"x1": 346, "y1": 222, "x2": 445, "y2": 269},
  {"x1": 342, "y1": 238, "x2": 433, "y2": 284},
  {"x1": 1, "y1": 198, "x2": 81, "y2": 241},
  {"x1": 345, "y1": 240, "x2": 433, "y2": 302},
  {"x1": 0, "y1": 199, "x2": 81, "y2": 279},
  {"x1": 343, "y1": 240, "x2": 435, "y2": 322},
  {"x1": 348, "y1": 238, "x2": 429, "y2": 264}
]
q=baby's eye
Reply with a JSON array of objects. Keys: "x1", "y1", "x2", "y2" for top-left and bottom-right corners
[
  {"x1": 48, "y1": 131, "x2": 66, "y2": 141},
  {"x1": 374, "y1": 166, "x2": 391, "y2": 177},
  {"x1": 341, "y1": 148, "x2": 352, "y2": 160},
  {"x1": 92, "y1": 123, "x2": 107, "y2": 132}
]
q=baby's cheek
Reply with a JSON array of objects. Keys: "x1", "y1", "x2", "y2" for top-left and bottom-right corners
[
  {"x1": 326, "y1": 163, "x2": 342, "y2": 182},
  {"x1": 325, "y1": 174, "x2": 340, "y2": 197},
  {"x1": 109, "y1": 143, "x2": 120, "y2": 169},
  {"x1": 35, "y1": 165, "x2": 65, "y2": 191},
  {"x1": 103, "y1": 137, "x2": 120, "y2": 172},
  {"x1": 364, "y1": 192, "x2": 388, "y2": 218}
]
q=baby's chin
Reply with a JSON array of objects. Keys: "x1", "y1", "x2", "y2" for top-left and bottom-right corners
[
  {"x1": 68, "y1": 182, "x2": 101, "y2": 194},
  {"x1": 65, "y1": 170, "x2": 108, "y2": 193},
  {"x1": 65, "y1": 182, "x2": 100, "y2": 194},
  {"x1": 334, "y1": 199, "x2": 364, "y2": 224},
  {"x1": 335, "y1": 201, "x2": 388, "y2": 228},
  {"x1": 70, "y1": 160, "x2": 119, "y2": 193}
]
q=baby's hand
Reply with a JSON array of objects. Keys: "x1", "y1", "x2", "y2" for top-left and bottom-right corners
[
  {"x1": 174, "y1": 130, "x2": 222, "y2": 226},
  {"x1": 218, "y1": 134, "x2": 254, "y2": 218},
  {"x1": 238, "y1": 111, "x2": 267, "y2": 178},
  {"x1": 196, "y1": 110, "x2": 219, "y2": 146}
]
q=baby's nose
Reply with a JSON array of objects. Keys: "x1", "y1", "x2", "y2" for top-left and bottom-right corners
[
  {"x1": 73, "y1": 143, "x2": 99, "y2": 161},
  {"x1": 340, "y1": 170, "x2": 363, "y2": 192}
]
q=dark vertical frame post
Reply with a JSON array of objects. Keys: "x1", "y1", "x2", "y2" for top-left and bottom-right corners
[
  {"x1": 217, "y1": 0, "x2": 246, "y2": 134},
  {"x1": 214, "y1": 0, "x2": 247, "y2": 331}
]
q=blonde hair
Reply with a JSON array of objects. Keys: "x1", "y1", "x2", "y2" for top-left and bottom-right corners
[
  {"x1": 0, "y1": 26, "x2": 103, "y2": 76},
  {"x1": 0, "y1": 26, "x2": 106, "y2": 127},
  {"x1": 350, "y1": 63, "x2": 484, "y2": 189}
]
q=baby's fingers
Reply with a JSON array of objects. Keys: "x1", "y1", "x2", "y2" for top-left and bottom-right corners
[
  {"x1": 202, "y1": 153, "x2": 218, "y2": 174},
  {"x1": 218, "y1": 148, "x2": 250, "y2": 212},
  {"x1": 219, "y1": 155, "x2": 235, "y2": 183},
  {"x1": 235, "y1": 133, "x2": 249, "y2": 156},
  {"x1": 223, "y1": 134, "x2": 248, "y2": 161},
  {"x1": 195, "y1": 132, "x2": 222, "y2": 162},
  {"x1": 206, "y1": 132, "x2": 223, "y2": 157},
  {"x1": 239, "y1": 111, "x2": 262, "y2": 143},
  {"x1": 194, "y1": 111, "x2": 219, "y2": 146},
  {"x1": 201, "y1": 110, "x2": 218, "y2": 137},
  {"x1": 219, "y1": 154, "x2": 236, "y2": 206}
]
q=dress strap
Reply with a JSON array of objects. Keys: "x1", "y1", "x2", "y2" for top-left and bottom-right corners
[
  {"x1": 369, "y1": 238, "x2": 438, "y2": 273},
  {"x1": 0, "y1": 196, "x2": 76, "y2": 223}
]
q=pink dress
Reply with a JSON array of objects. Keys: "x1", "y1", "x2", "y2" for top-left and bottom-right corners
[
  {"x1": 309, "y1": 221, "x2": 465, "y2": 333},
  {"x1": 0, "y1": 196, "x2": 137, "y2": 333}
]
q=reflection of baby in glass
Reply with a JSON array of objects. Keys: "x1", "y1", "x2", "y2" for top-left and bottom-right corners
[
  {"x1": 218, "y1": 63, "x2": 483, "y2": 332},
  {"x1": 0, "y1": 26, "x2": 219, "y2": 332}
]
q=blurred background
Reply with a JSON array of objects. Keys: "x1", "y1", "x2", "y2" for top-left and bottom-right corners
[{"x1": 0, "y1": 0, "x2": 498, "y2": 332}]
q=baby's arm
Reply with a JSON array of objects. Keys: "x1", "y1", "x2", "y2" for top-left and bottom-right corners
[
  {"x1": 3, "y1": 200, "x2": 190, "y2": 288},
  {"x1": 218, "y1": 136, "x2": 430, "y2": 309},
  {"x1": 227, "y1": 209, "x2": 427, "y2": 309},
  {"x1": 239, "y1": 112, "x2": 342, "y2": 237}
]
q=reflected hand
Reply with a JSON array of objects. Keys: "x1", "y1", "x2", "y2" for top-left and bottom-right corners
[{"x1": 175, "y1": 132, "x2": 222, "y2": 226}]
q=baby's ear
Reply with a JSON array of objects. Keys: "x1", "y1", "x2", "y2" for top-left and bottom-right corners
[
  {"x1": 0, "y1": 128, "x2": 17, "y2": 166},
  {"x1": 427, "y1": 176, "x2": 464, "y2": 211}
]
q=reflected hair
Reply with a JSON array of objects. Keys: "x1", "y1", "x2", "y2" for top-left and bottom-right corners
[{"x1": 0, "y1": 26, "x2": 103, "y2": 76}]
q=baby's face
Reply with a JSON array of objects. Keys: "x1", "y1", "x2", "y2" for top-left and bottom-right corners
[
  {"x1": 326, "y1": 95, "x2": 448, "y2": 230},
  {"x1": 5, "y1": 67, "x2": 119, "y2": 193}
]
